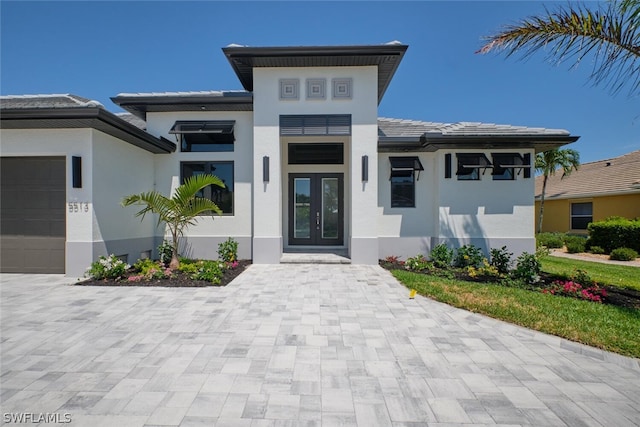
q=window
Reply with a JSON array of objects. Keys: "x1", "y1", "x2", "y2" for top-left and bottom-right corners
[
  {"x1": 280, "y1": 115, "x2": 351, "y2": 136},
  {"x1": 181, "y1": 162, "x2": 234, "y2": 214},
  {"x1": 456, "y1": 153, "x2": 492, "y2": 181},
  {"x1": 170, "y1": 121, "x2": 235, "y2": 152},
  {"x1": 491, "y1": 153, "x2": 531, "y2": 180},
  {"x1": 571, "y1": 202, "x2": 593, "y2": 230},
  {"x1": 389, "y1": 157, "x2": 424, "y2": 208},
  {"x1": 288, "y1": 143, "x2": 344, "y2": 164}
]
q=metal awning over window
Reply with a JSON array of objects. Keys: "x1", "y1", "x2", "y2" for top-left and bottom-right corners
[
  {"x1": 456, "y1": 153, "x2": 492, "y2": 176},
  {"x1": 491, "y1": 153, "x2": 531, "y2": 177},
  {"x1": 169, "y1": 120, "x2": 235, "y2": 135},
  {"x1": 389, "y1": 156, "x2": 424, "y2": 180}
]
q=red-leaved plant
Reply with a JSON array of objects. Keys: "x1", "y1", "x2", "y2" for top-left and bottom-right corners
[{"x1": 542, "y1": 280, "x2": 607, "y2": 303}]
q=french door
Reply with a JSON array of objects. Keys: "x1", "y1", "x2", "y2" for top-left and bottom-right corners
[{"x1": 288, "y1": 173, "x2": 343, "y2": 246}]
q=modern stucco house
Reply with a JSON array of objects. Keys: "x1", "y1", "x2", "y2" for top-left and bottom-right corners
[
  {"x1": 535, "y1": 150, "x2": 640, "y2": 233},
  {"x1": 1, "y1": 43, "x2": 579, "y2": 276}
]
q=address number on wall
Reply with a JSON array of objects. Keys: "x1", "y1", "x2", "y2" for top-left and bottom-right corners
[{"x1": 68, "y1": 202, "x2": 89, "y2": 213}]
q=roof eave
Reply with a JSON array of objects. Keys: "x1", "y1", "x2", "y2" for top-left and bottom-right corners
[
  {"x1": 1, "y1": 108, "x2": 175, "y2": 154},
  {"x1": 421, "y1": 134, "x2": 580, "y2": 153},
  {"x1": 111, "y1": 94, "x2": 254, "y2": 120}
]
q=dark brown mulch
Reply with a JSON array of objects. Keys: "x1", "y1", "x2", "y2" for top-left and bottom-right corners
[
  {"x1": 380, "y1": 261, "x2": 640, "y2": 311},
  {"x1": 77, "y1": 260, "x2": 252, "y2": 287}
]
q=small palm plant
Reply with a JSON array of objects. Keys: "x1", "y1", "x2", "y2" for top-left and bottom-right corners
[{"x1": 122, "y1": 174, "x2": 224, "y2": 270}]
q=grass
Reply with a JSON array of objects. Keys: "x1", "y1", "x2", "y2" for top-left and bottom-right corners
[
  {"x1": 392, "y1": 270, "x2": 640, "y2": 358},
  {"x1": 540, "y1": 256, "x2": 640, "y2": 292}
]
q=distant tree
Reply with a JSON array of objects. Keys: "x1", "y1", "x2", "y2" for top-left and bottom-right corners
[
  {"x1": 477, "y1": 0, "x2": 640, "y2": 96},
  {"x1": 536, "y1": 148, "x2": 581, "y2": 233},
  {"x1": 122, "y1": 174, "x2": 224, "y2": 269}
]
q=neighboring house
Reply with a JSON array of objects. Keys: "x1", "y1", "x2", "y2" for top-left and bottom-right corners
[
  {"x1": 1, "y1": 43, "x2": 578, "y2": 276},
  {"x1": 535, "y1": 150, "x2": 640, "y2": 234}
]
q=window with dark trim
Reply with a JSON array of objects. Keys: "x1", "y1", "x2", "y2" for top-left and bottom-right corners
[
  {"x1": 288, "y1": 143, "x2": 344, "y2": 164},
  {"x1": 571, "y1": 202, "x2": 592, "y2": 230},
  {"x1": 456, "y1": 153, "x2": 492, "y2": 181},
  {"x1": 390, "y1": 157, "x2": 423, "y2": 208},
  {"x1": 280, "y1": 115, "x2": 351, "y2": 136},
  {"x1": 170, "y1": 121, "x2": 235, "y2": 152},
  {"x1": 181, "y1": 162, "x2": 234, "y2": 215},
  {"x1": 491, "y1": 153, "x2": 532, "y2": 180}
]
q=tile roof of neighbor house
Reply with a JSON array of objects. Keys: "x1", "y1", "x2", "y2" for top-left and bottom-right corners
[
  {"x1": 535, "y1": 150, "x2": 640, "y2": 199},
  {"x1": 0, "y1": 94, "x2": 175, "y2": 154}
]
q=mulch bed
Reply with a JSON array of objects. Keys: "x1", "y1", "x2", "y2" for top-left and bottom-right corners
[
  {"x1": 77, "y1": 260, "x2": 252, "y2": 287},
  {"x1": 380, "y1": 261, "x2": 640, "y2": 311}
]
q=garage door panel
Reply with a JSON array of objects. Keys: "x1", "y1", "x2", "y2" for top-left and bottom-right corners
[{"x1": 1, "y1": 157, "x2": 66, "y2": 274}]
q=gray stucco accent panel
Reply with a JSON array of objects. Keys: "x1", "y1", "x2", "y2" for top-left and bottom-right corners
[
  {"x1": 350, "y1": 237, "x2": 379, "y2": 265},
  {"x1": 66, "y1": 237, "x2": 156, "y2": 277},
  {"x1": 378, "y1": 237, "x2": 432, "y2": 261},
  {"x1": 180, "y1": 236, "x2": 252, "y2": 261},
  {"x1": 253, "y1": 237, "x2": 283, "y2": 264}
]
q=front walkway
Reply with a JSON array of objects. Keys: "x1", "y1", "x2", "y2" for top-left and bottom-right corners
[{"x1": 1, "y1": 266, "x2": 639, "y2": 426}]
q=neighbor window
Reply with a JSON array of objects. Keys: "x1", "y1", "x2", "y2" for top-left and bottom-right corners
[
  {"x1": 170, "y1": 121, "x2": 235, "y2": 152},
  {"x1": 181, "y1": 162, "x2": 234, "y2": 214},
  {"x1": 389, "y1": 157, "x2": 423, "y2": 208},
  {"x1": 571, "y1": 202, "x2": 593, "y2": 230},
  {"x1": 456, "y1": 153, "x2": 492, "y2": 181}
]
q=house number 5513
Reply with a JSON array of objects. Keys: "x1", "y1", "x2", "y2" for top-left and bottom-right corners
[{"x1": 68, "y1": 202, "x2": 89, "y2": 213}]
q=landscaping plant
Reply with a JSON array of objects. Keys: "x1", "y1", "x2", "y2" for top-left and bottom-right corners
[
  {"x1": 218, "y1": 237, "x2": 239, "y2": 263},
  {"x1": 86, "y1": 254, "x2": 130, "y2": 280},
  {"x1": 122, "y1": 174, "x2": 224, "y2": 269},
  {"x1": 610, "y1": 247, "x2": 639, "y2": 261},
  {"x1": 490, "y1": 246, "x2": 513, "y2": 275},
  {"x1": 429, "y1": 243, "x2": 454, "y2": 268},
  {"x1": 454, "y1": 244, "x2": 484, "y2": 268}
]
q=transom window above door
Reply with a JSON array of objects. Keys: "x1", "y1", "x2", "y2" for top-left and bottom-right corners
[
  {"x1": 288, "y1": 143, "x2": 344, "y2": 165},
  {"x1": 170, "y1": 120, "x2": 235, "y2": 152}
]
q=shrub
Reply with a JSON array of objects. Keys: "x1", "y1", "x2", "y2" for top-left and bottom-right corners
[
  {"x1": 536, "y1": 232, "x2": 564, "y2": 249},
  {"x1": 511, "y1": 252, "x2": 541, "y2": 285},
  {"x1": 571, "y1": 269, "x2": 594, "y2": 287},
  {"x1": 454, "y1": 244, "x2": 484, "y2": 268},
  {"x1": 218, "y1": 237, "x2": 238, "y2": 263},
  {"x1": 405, "y1": 254, "x2": 431, "y2": 271},
  {"x1": 589, "y1": 245, "x2": 606, "y2": 255},
  {"x1": 588, "y1": 217, "x2": 640, "y2": 253},
  {"x1": 158, "y1": 240, "x2": 174, "y2": 266},
  {"x1": 133, "y1": 258, "x2": 171, "y2": 280},
  {"x1": 430, "y1": 244, "x2": 454, "y2": 268},
  {"x1": 610, "y1": 247, "x2": 639, "y2": 261},
  {"x1": 86, "y1": 254, "x2": 130, "y2": 280},
  {"x1": 564, "y1": 235, "x2": 586, "y2": 254},
  {"x1": 467, "y1": 258, "x2": 500, "y2": 279},
  {"x1": 542, "y1": 280, "x2": 607, "y2": 303},
  {"x1": 490, "y1": 246, "x2": 513, "y2": 275},
  {"x1": 178, "y1": 259, "x2": 225, "y2": 284}
]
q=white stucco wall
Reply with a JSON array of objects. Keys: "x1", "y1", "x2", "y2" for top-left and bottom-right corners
[
  {"x1": 145, "y1": 111, "x2": 254, "y2": 260},
  {"x1": 91, "y1": 129, "x2": 156, "y2": 252},
  {"x1": 252, "y1": 66, "x2": 380, "y2": 263}
]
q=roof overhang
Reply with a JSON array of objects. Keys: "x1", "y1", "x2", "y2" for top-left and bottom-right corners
[
  {"x1": 111, "y1": 92, "x2": 254, "y2": 120},
  {"x1": 535, "y1": 189, "x2": 640, "y2": 201},
  {"x1": 379, "y1": 134, "x2": 579, "y2": 153},
  {"x1": 1, "y1": 108, "x2": 176, "y2": 153},
  {"x1": 223, "y1": 44, "x2": 408, "y2": 103}
]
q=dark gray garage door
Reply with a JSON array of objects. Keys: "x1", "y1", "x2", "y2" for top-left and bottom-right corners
[{"x1": 1, "y1": 157, "x2": 66, "y2": 273}]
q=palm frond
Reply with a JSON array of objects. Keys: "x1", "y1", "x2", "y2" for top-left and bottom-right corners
[
  {"x1": 478, "y1": 2, "x2": 640, "y2": 95},
  {"x1": 173, "y1": 174, "x2": 225, "y2": 207}
]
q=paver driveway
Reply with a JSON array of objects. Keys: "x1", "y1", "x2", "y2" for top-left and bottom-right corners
[{"x1": 1, "y1": 265, "x2": 639, "y2": 426}]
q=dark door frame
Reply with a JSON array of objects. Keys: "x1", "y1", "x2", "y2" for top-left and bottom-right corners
[{"x1": 288, "y1": 173, "x2": 344, "y2": 246}]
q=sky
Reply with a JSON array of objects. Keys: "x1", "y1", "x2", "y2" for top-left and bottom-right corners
[{"x1": 1, "y1": 1, "x2": 638, "y2": 164}]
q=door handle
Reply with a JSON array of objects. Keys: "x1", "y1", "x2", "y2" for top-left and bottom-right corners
[{"x1": 316, "y1": 212, "x2": 320, "y2": 229}]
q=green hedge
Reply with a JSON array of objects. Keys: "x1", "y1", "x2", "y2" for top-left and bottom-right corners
[{"x1": 587, "y1": 217, "x2": 640, "y2": 253}]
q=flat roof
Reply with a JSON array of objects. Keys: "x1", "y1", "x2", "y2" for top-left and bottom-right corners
[{"x1": 223, "y1": 43, "x2": 408, "y2": 103}]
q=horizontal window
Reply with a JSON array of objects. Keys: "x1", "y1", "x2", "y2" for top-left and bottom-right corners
[
  {"x1": 491, "y1": 153, "x2": 531, "y2": 180},
  {"x1": 181, "y1": 162, "x2": 234, "y2": 215},
  {"x1": 171, "y1": 121, "x2": 235, "y2": 152},
  {"x1": 289, "y1": 143, "x2": 344, "y2": 164},
  {"x1": 456, "y1": 153, "x2": 492, "y2": 181}
]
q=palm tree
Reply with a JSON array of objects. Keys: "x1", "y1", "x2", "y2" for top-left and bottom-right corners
[
  {"x1": 535, "y1": 148, "x2": 581, "y2": 233},
  {"x1": 477, "y1": 0, "x2": 640, "y2": 96},
  {"x1": 122, "y1": 174, "x2": 224, "y2": 269}
]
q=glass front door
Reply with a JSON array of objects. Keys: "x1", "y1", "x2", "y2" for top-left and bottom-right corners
[{"x1": 289, "y1": 173, "x2": 343, "y2": 246}]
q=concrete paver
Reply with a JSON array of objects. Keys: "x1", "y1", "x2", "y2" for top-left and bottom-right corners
[{"x1": 1, "y1": 266, "x2": 639, "y2": 426}]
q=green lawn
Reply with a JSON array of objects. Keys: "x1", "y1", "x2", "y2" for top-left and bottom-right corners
[
  {"x1": 392, "y1": 270, "x2": 640, "y2": 358},
  {"x1": 540, "y1": 256, "x2": 640, "y2": 292}
]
